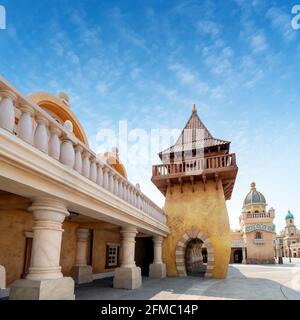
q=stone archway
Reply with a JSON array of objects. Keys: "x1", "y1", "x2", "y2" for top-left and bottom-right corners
[{"x1": 175, "y1": 229, "x2": 214, "y2": 278}]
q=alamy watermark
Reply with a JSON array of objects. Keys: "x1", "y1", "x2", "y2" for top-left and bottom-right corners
[
  {"x1": 291, "y1": 5, "x2": 300, "y2": 30},
  {"x1": 0, "y1": 5, "x2": 6, "y2": 30}
]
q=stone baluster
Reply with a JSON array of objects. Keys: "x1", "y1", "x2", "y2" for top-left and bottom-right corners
[
  {"x1": 82, "y1": 151, "x2": 90, "y2": 179},
  {"x1": 74, "y1": 145, "x2": 83, "y2": 174},
  {"x1": 114, "y1": 176, "x2": 119, "y2": 196},
  {"x1": 17, "y1": 104, "x2": 34, "y2": 144},
  {"x1": 48, "y1": 126, "x2": 61, "y2": 160},
  {"x1": 109, "y1": 172, "x2": 114, "y2": 193},
  {"x1": 59, "y1": 121, "x2": 75, "y2": 167},
  {"x1": 90, "y1": 158, "x2": 97, "y2": 183},
  {"x1": 103, "y1": 167, "x2": 109, "y2": 189},
  {"x1": 33, "y1": 115, "x2": 49, "y2": 153},
  {"x1": 96, "y1": 163, "x2": 103, "y2": 187},
  {"x1": 119, "y1": 181, "x2": 124, "y2": 199},
  {"x1": 0, "y1": 90, "x2": 16, "y2": 132}
]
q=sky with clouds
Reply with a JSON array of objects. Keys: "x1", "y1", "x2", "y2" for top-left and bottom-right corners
[{"x1": 0, "y1": 0, "x2": 300, "y2": 231}]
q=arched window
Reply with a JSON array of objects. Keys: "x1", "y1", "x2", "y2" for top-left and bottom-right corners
[{"x1": 255, "y1": 231, "x2": 262, "y2": 239}]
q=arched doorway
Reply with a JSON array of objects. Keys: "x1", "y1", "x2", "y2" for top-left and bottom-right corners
[
  {"x1": 185, "y1": 239, "x2": 206, "y2": 276},
  {"x1": 233, "y1": 249, "x2": 243, "y2": 263},
  {"x1": 175, "y1": 229, "x2": 214, "y2": 278}
]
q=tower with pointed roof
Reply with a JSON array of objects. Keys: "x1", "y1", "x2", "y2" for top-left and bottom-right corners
[{"x1": 152, "y1": 105, "x2": 238, "y2": 279}]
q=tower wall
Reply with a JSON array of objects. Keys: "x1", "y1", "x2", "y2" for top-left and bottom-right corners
[{"x1": 163, "y1": 179, "x2": 231, "y2": 279}]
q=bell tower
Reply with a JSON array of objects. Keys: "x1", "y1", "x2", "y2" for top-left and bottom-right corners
[{"x1": 151, "y1": 105, "x2": 238, "y2": 279}]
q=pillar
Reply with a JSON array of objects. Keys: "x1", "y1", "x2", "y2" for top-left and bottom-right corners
[
  {"x1": 149, "y1": 236, "x2": 166, "y2": 278},
  {"x1": 9, "y1": 197, "x2": 75, "y2": 300},
  {"x1": 0, "y1": 90, "x2": 16, "y2": 132},
  {"x1": 71, "y1": 229, "x2": 93, "y2": 284},
  {"x1": 113, "y1": 226, "x2": 142, "y2": 289},
  {"x1": 242, "y1": 247, "x2": 246, "y2": 264}
]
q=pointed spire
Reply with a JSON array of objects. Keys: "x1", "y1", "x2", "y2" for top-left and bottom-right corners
[{"x1": 192, "y1": 104, "x2": 197, "y2": 114}]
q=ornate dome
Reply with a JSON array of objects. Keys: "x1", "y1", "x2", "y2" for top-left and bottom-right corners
[
  {"x1": 243, "y1": 182, "x2": 266, "y2": 206},
  {"x1": 285, "y1": 210, "x2": 294, "y2": 220}
]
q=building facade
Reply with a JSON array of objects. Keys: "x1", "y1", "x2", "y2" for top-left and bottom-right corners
[
  {"x1": 230, "y1": 182, "x2": 276, "y2": 264},
  {"x1": 0, "y1": 77, "x2": 169, "y2": 300},
  {"x1": 275, "y1": 211, "x2": 300, "y2": 258}
]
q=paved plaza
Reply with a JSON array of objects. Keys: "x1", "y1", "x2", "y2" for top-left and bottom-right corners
[{"x1": 76, "y1": 259, "x2": 300, "y2": 300}]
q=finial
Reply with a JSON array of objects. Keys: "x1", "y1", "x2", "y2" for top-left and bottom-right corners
[
  {"x1": 192, "y1": 104, "x2": 197, "y2": 113},
  {"x1": 250, "y1": 182, "x2": 256, "y2": 191},
  {"x1": 112, "y1": 147, "x2": 119, "y2": 158}
]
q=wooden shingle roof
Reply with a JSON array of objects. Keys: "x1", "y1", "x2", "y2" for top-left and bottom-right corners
[{"x1": 159, "y1": 105, "x2": 230, "y2": 157}]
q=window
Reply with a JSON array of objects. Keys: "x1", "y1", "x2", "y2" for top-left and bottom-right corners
[
  {"x1": 105, "y1": 243, "x2": 120, "y2": 268},
  {"x1": 255, "y1": 231, "x2": 262, "y2": 239}
]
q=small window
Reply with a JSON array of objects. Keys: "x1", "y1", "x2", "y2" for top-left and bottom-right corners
[
  {"x1": 105, "y1": 243, "x2": 120, "y2": 268},
  {"x1": 255, "y1": 231, "x2": 262, "y2": 239},
  {"x1": 290, "y1": 219, "x2": 293, "y2": 223}
]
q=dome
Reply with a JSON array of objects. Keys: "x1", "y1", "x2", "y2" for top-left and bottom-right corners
[
  {"x1": 285, "y1": 210, "x2": 294, "y2": 220},
  {"x1": 272, "y1": 223, "x2": 276, "y2": 230},
  {"x1": 243, "y1": 182, "x2": 266, "y2": 206}
]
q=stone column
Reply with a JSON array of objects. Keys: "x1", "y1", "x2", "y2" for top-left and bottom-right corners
[
  {"x1": 71, "y1": 229, "x2": 93, "y2": 284},
  {"x1": 113, "y1": 226, "x2": 142, "y2": 289},
  {"x1": 149, "y1": 236, "x2": 166, "y2": 278},
  {"x1": 242, "y1": 247, "x2": 247, "y2": 264},
  {"x1": 9, "y1": 197, "x2": 75, "y2": 300}
]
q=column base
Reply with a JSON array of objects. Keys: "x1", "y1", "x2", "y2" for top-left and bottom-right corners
[
  {"x1": 9, "y1": 277, "x2": 75, "y2": 300},
  {"x1": 149, "y1": 263, "x2": 166, "y2": 278},
  {"x1": 242, "y1": 259, "x2": 247, "y2": 264},
  {"x1": 71, "y1": 265, "x2": 93, "y2": 284},
  {"x1": 113, "y1": 266, "x2": 142, "y2": 290}
]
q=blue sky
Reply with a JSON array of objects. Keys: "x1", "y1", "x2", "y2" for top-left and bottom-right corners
[{"x1": 0, "y1": 0, "x2": 300, "y2": 231}]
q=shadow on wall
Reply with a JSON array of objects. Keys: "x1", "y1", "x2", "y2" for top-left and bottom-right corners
[{"x1": 74, "y1": 266, "x2": 300, "y2": 300}]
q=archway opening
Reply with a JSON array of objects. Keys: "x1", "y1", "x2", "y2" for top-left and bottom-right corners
[{"x1": 185, "y1": 238, "x2": 206, "y2": 277}]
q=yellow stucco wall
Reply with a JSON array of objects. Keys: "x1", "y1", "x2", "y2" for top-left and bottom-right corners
[
  {"x1": 163, "y1": 179, "x2": 231, "y2": 279},
  {"x1": 92, "y1": 229, "x2": 120, "y2": 274},
  {"x1": 0, "y1": 209, "x2": 33, "y2": 286},
  {"x1": 0, "y1": 205, "x2": 121, "y2": 286}
]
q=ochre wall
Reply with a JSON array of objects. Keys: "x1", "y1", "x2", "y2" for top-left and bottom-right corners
[
  {"x1": 0, "y1": 206, "x2": 121, "y2": 286},
  {"x1": 0, "y1": 210, "x2": 33, "y2": 286},
  {"x1": 163, "y1": 179, "x2": 231, "y2": 279},
  {"x1": 60, "y1": 220, "x2": 79, "y2": 276},
  {"x1": 244, "y1": 230, "x2": 275, "y2": 263},
  {"x1": 91, "y1": 229, "x2": 120, "y2": 274}
]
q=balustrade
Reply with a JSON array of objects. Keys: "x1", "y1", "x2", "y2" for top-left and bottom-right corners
[{"x1": 0, "y1": 83, "x2": 166, "y2": 224}]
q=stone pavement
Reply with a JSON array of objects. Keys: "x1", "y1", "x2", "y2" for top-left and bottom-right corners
[{"x1": 75, "y1": 263, "x2": 300, "y2": 300}]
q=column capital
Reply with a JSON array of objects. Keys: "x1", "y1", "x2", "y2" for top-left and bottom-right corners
[
  {"x1": 120, "y1": 226, "x2": 138, "y2": 238},
  {"x1": 76, "y1": 228, "x2": 90, "y2": 241},
  {"x1": 28, "y1": 197, "x2": 69, "y2": 222},
  {"x1": 153, "y1": 235, "x2": 164, "y2": 245}
]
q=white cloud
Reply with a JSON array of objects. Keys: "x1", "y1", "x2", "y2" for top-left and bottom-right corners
[
  {"x1": 169, "y1": 63, "x2": 210, "y2": 92},
  {"x1": 250, "y1": 33, "x2": 268, "y2": 53},
  {"x1": 197, "y1": 19, "x2": 219, "y2": 38}
]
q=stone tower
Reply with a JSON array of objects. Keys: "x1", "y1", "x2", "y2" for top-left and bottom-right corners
[
  {"x1": 239, "y1": 182, "x2": 275, "y2": 264},
  {"x1": 151, "y1": 105, "x2": 238, "y2": 279}
]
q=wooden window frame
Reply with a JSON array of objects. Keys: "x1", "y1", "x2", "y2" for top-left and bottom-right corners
[{"x1": 105, "y1": 243, "x2": 120, "y2": 269}]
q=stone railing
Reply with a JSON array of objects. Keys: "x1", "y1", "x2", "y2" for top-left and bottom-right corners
[
  {"x1": 0, "y1": 77, "x2": 166, "y2": 224},
  {"x1": 247, "y1": 212, "x2": 271, "y2": 219}
]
